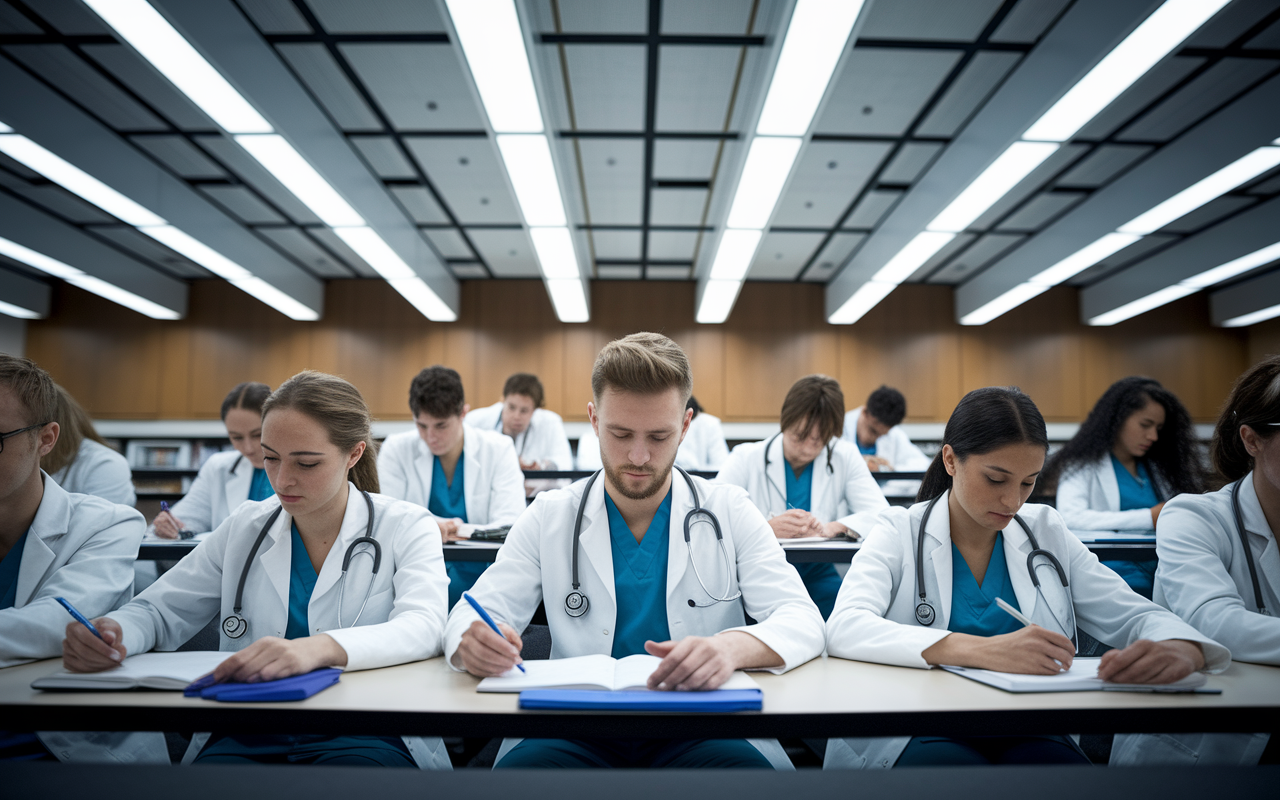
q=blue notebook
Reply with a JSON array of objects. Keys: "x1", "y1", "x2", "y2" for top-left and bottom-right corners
[
  {"x1": 519, "y1": 688, "x2": 762, "y2": 712},
  {"x1": 183, "y1": 668, "x2": 341, "y2": 702}
]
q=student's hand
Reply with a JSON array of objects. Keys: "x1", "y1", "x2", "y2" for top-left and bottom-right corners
[
  {"x1": 768, "y1": 509, "x2": 824, "y2": 539},
  {"x1": 1097, "y1": 639, "x2": 1203, "y2": 684},
  {"x1": 1150, "y1": 502, "x2": 1166, "y2": 527},
  {"x1": 863, "y1": 455, "x2": 891, "y2": 472},
  {"x1": 645, "y1": 631, "x2": 779, "y2": 691},
  {"x1": 437, "y1": 518, "x2": 463, "y2": 542},
  {"x1": 63, "y1": 617, "x2": 126, "y2": 672},
  {"x1": 152, "y1": 510, "x2": 185, "y2": 539},
  {"x1": 519, "y1": 458, "x2": 540, "y2": 470},
  {"x1": 453, "y1": 620, "x2": 524, "y2": 676},
  {"x1": 212, "y1": 635, "x2": 348, "y2": 684},
  {"x1": 924, "y1": 626, "x2": 1075, "y2": 674},
  {"x1": 822, "y1": 521, "x2": 850, "y2": 539}
]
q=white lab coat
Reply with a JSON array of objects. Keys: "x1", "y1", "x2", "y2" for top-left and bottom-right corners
[
  {"x1": 575, "y1": 425, "x2": 602, "y2": 470},
  {"x1": 823, "y1": 493, "x2": 1231, "y2": 770},
  {"x1": 50, "y1": 439, "x2": 136, "y2": 507},
  {"x1": 466, "y1": 402, "x2": 574, "y2": 470},
  {"x1": 378, "y1": 428, "x2": 526, "y2": 526},
  {"x1": 1056, "y1": 455, "x2": 1169, "y2": 532},
  {"x1": 444, "y1": 472, "x2": 825, "y2": 768},
  {"x1": 112, "y1": 485, "x2": 452, "y2": 769},
  {"x1": 159, "y1": 450, "x2": 255, "y2": 537},
  {"x1": 716, "y1": 436, "x2": 889, "y2": 535},
  {"x1": 841, "y1": 408, "x2": 932, "y2": 472},
  {"x1": 675, "y1": 413, "x2": 731, "y2": 472}
]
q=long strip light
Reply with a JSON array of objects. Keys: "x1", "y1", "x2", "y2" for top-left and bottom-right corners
[
  {"x1": 698, "y1": 0, "x2": 867, "y2": 324},
  {"x1": 0, "y1": 300, "x2": 41, "y2": 320},
  {"x1": 445, "y1": 0, "x2": 586, "y2": 322},
  {"x1": 1089, "y1": 240, "x2": 1280, "y2": 325},
  {"x1": 0, "y1": 235, "x2": 179, "y2": 319},
  {"x1": 82, "y1": 0, "x2": 457, "y2": 322},
  {"x1": 831, "y1": 0, "x2": 1232, "y2": 325},
  {"x1": 1223, "y1": 303, "x2": 1280, "y2": 328},
  {"x1": 968, "y1": 141, "x2": 1280, "y2": 326}
]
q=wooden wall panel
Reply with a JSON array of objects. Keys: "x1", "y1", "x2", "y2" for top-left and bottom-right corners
[{"x1": 24, "y1": 279, "x2": 1251, "y2": 424}]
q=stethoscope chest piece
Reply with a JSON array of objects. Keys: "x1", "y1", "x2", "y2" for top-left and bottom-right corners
[
  {"x1": 222, "y1": 613, "x2": 248, "y2": 639},
  {"x1": 914, "y1": 602, "x2": 936, "y2": 627},
  {"x1": 564, "y1": 591, "x2": 589, "y2": 618}
]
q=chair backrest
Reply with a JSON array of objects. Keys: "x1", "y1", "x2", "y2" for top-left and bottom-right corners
[
  {"x1": 519, "y1": 623, "x2": 552, "y2": 660},
  {"x1": 176, "y1": 617, "x2": 221, "y2": 652}
]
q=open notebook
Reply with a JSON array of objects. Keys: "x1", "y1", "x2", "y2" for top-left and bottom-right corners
[
  {"x1": 32, "y1": 651, "x2": 234, "y2": 691},
  {"x1": 477, "y1": 653, "x2": 760, "y2": 693},
  {"x1": 941, "y1": 657, "x2": 1211, "y2": 693}
]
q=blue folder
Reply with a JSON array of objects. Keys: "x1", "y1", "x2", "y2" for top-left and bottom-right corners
[
  {"x1": 183, "y1": 668, "x2": 341, "y2": 702},
  {"x1": 518, "y1": 688, "x2": 762, "y2": 712}
]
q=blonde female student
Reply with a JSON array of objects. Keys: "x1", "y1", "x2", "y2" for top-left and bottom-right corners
[
  {"x1": 62, "y1": 372, "x2": 451, "y2": 768},
  {"x1": 42, "y1": 384, "x2": 135, "y2": 507},
  {"x1": 824, "y1": 387, "x2": 1228, "y2": 769}
]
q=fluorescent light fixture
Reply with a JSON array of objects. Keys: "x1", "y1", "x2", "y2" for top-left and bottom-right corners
[
  {"x1": 1023, "y1": 0, "x2": 1232, "y2": 142},
  {"x1": 927, "y1": 142, "x2": 1059, "y2": 232},
  {"x1": 1184, "y1": 241, "x2": 1280, "y2": 288},
  {"x1": 828, "y1": 280, "x2": 896, "y2": 324},
  {"x1": 0, "y1": 235, "x2": 179, "y2": 319},
  {"x1": 1088, "y1": 284, "x2": 1197, "y2": 326},
  {"x1": 81, "y1": 0, "x2": 271, "y2": 134},
  {"x1": 1118, "y1": 146, "x2": 1280, "y2": 235},
  {"x1": 0, "y1": 121, "x2": 11, "y2": 134},
  {"x1": 0, "y1": 300, "x2": 40, "y2": 319},
  {"x1": 444, "y1": 0, "x2": 542, "y2": 133},
  {"x1": 697, "y1": 280, "x2": 743, "y2": 324},
  {"x1": 0, "y1": 135, "x2": 165, "y2": 226},
  {"x1": 140, "y1": 225, "x2": 250, "y2": 280},
  {"x1": 726, "y1": 137, "x2": 803, "y2": 229},
  {"x1": 332, "y1": 226, "x2": 416, "y2": 281},
  {"x1": 529, "y1": 227, "x2": 579, "y2": 280},
  {"x1": 1028, "y1": 232, "x2": 1141, "y2": 286},
  {"x1": 388, "y1": 277, "x2": 458, "y2": 322},
  {"x1": 234, "y1": 135, "x2": 364, "y2": 228},
  {"x1": 232, "y1": 275, "x2": 320, "y2": 321},
  {"x1": 708, "y1": 229, "x2": 764, "y2": 282},
  {"x1": 756, "y1": 0, "x2": 867, "y2": 136},
  {"x1": 871, "y1": 231, "x2": 956, "y2": 284},
  {"x1": 1223, "y1": 304, "x2": 1280, "y2": 327},
  {"x1": 545, "y1": 279, "x2": 589, "y2": 323},
  {"x1": 496, "y1": 135, "x2": 568, "y2": 227},
  {"x1": 960, "y1": 282, "x2": 1050, "y2": 326}
]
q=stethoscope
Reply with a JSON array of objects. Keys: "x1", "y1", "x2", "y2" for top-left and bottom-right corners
[
  {"x1": 913, "y1": 493, "x2": 1078, "y2": 650},
  {"x1": 1230, "y1": 479, "x2": 1270, "y2": 616},
  {"x1": 762, "y1": 432, "x2": 834, "y2": 515},
  {"x1": 222, "y1": 490, "x2": 382, "y2": 639},
  {"x1": 565, "y1": 466, "x2": 741, "y2": 619},
  {"x1": 495, "y1": 412, "x2": 530, "y2": 459}
]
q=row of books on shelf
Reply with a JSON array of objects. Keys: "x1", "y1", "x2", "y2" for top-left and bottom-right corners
[{"x1": 113, "y1": 440, "x2": 233, "y2": 471}]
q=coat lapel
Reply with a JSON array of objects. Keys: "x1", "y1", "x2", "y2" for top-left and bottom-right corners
[
  {"x1": 1098, "y1": 455, "x2": 1121, "y2": 511},
  {"x1": 310, "y1": 485, "x2": 368, "y2": 603},
  {"x1": 577, "y1": 476, "x2": 616, "y2": 603},
  {"x1": 224, "y1": 456, "x2": 252, "y2": 511},
  {"x1": 1001, "y1": 517, "x2": 1040, "y2": 622},
  {"x1": 16, "y1": 475, "x2": 67, "y2": 606},
  {"x1": 256, "y1": 507, "x2": 293, "y2": 621},
  {"x1": 462, "y1": 429, "x2": 482, "y2": 523},
  {"x1": 922, "y1": 493, "x2": 953, "y2": 630},
  {"x1": 1241, "y1": 476, "x2": 1280, "y2": 610},
  {"x1": 413, "y1": 437, "x2": 435, "y2": 507},
  {"x1": 766, "y1": 435, "x2": 788, "y2": 514},
  {"x1": 665, "y1": 472, "x2": 692, "y2": 598}
]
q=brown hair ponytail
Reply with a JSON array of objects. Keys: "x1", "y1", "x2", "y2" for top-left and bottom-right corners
[{"x1": 262, "y1": 371, "x2": 380, "y2": 493}]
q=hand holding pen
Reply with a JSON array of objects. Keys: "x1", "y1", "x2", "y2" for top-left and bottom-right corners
[
  {"x1": 58, "y1": 597, "x2": 127, "y2": 672},
  {"x1": 152, "y1": 500, "x2": 188, "y2": 540}
]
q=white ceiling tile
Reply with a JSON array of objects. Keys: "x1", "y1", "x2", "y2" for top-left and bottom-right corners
[
  {"x1": 843, "y1": 189, "x2": 901, "y2": 229},
  {"x1": 256, "y1": 227, "x2": 354, "y2": 277},
  {"x1": 198, "y1": 185, "x2": 287, "y2": 225},
  {"x1": 6, "y1": 182, "x2": 115, "y2": 224},
  {"x1": 564, "y1": 45, "x2": 647, "y2": 130},
  {"x1": 817, "y1": 48, "x2": 962, "y2": 136},
  {"x1": 194, "y1": 134, "x2": 324, "y2": 224},
  {"x1": 646, "y1": 265, "x2": 692, "y2": 280},
  {"x1": 304, "y1": 0, "x2": 446, "y2": 32},
  {"x1": 577, "y1": 139, "x2": 644, "y2": 225},
  {"x1": 966, "y1": 143, "x2": 1086, "y2": 230},
  {"x1": 1055, "y1": 144, "x2": 1152, "y2": 188},
  {"x1": 989, "y1": 0, "x2": 1072, "y2": 43},
  {"x1": 421, "y1": 228, "x2": 474, "y2": 259},
  {"x1": 653, "y1": 139, "x2": 722, "y2": 179},
  {"x1": 649, "y1": 188, "x2": 708, "y2": 225},
  {"x1": 878, "y1": 142, "x2": 944, "y2": 184},
  {"x1": 860, "y1": 0, "x2": 1005, "y2": 41},
  {"x1": 772, "y1": 141, "x2": 892, "y2": 228},
  {"x1": 591, "y1": 230, "x2": 643, "y2": 259},
  {"x1": 656, "y1": 46, "x2": 741, "y2": 131},
  {"x1": 995, "y1": 191, "x2": 1086, "y2": 232},
  {"x1": 467, "y1": 229, "x2": 543, "y2": 277},
  {"x1": 389, "y1": 186, "x2": 449, "y2": 224},
  {"x1": 914, "y1": 51, "x2": 1021, "y2": 138},
  {"x1": 5, "y1": 45, "x2": 167, "y2": 131},
  {"x1": 748, "y1": 232, "x2": 824, "y2": 280},
  {"x1": 909, "y1": 232, "x2": 976, "y2": 281},
  {"x1": 341, "y1": 44, "x2": 486, "y2": 130},
  {"x1": 662, "y1": 0, "x2": 756, "y2": 34},
  {"x1": 238, "y1": 0, "x2": 312, "y2": 34},
  {"x1": 1074, "y1": 56, "x2": 1204, "y2": 140},
  {"x1": 349, "y1": 136, "x2": 418, "y2": 179},
  {"x1": 647, "y1": 230, "x2": 700, "y2": 260},
  {"x1": 803, "y1": 232, "x2": 866, "y2": 282},
  {"x1": 404, "y1": 137, "x2": 522, "y2": 224},
  {"x1": 82, "y1": 44, "x2": 216, "y2": 131},
  {"x1": 927, "y1": 232, "x2": 1024, "y2": 284},
  {"x1": 1117, "y1": 58, "x2": 1280, "y2": 143},
  {"x1": 277, "y1": 44, "x2": 381, "y2": 131},
  {"x1": 555, "y1": 0, "x2": 648, "y2": 33},
  {"x1": 598, "y1": 265, "x2": 643, "y2": 279},
  {"x1": 131, "y1": 135, "x2": 228, "y2": 179},
  {"x1": 450, "y1": 263, "x2": 490, "y2": 279}
]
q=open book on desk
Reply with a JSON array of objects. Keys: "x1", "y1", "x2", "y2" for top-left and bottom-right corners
[
  {"x1": 941, "y1": 657, "x2": 1215, "y2": 693},
  {"x1": 32, "y1": 651, "x2": 234, "y2": 691},
  {"x1": 477, "y1": 653, "x2": 760, "y2": 693}
]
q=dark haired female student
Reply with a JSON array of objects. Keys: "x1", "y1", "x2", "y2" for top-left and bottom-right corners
[
  {"x1": 824, "y1": 387, "x2": 1227, "y2": 769},
  {"x1": 1048, "y1": 377, "x2": 1203, "y2": 596}
]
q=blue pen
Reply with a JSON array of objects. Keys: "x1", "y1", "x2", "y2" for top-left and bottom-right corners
[
  {"x1": 462, "y1": 592, "x2": 525, "y2": 673},
  {"x1": 56, "y1": 596, "x2": 104, "y2": 641}
]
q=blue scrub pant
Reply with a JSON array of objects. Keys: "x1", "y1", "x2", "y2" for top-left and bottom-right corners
[
  {"x1": 0, "y1": 732, "x2": 54, "y2": 761},
  {"x1": 496, "y1": 738, "x2": 774, "y2": 769},
  {"x1": 448, "y1": 562, "x2": 489, "y2": 610},
  {"x1": 1102, "y1": 559, "x2": 1157, "y2": 600},
  {"x1": 794, "y1": 562, "x2": 841, "y2": 620},
  {"x1": 195, "y1": 734, "x2": 415, "y2": 767},
  {"x1": 895, "y1": 735, "x2": 1088, "y2": 766}
]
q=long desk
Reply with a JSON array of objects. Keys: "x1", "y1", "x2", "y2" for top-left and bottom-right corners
[{"x1": 3, "y1": 655, "x2": 1276, "y2": 740}]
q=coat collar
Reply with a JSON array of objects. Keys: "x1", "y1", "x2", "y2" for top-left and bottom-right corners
[
  {"x1": 310, "y1": 483, "x2": 375, "y2": 602},
  {"x1": 1095, "y1": 454, "x2": 1122, "y2": 511},
  {"x1": 18, "y1": 472, "x2": 70, "y2": 605},
  {"x1": 1239, "y1": 473, "x2": 1278, "y2": 579},
  {"x1": 225, "y1": 454, "x2": 253, "y2": 509}
]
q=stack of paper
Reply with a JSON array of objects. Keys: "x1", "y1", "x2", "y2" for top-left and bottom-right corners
[
  {"x1": 32, "y1": 651, "x2": 233, "y2": 691},
  {"x1": 477, "y1": 653, "x2": 759, "y2": 693},
  {"x1": 942, "y1": 657, "x2": 1212, "y2": 693}
]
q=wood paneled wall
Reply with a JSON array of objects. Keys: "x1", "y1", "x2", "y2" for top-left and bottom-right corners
[{"x1": 24, "y1": 279, "x2": 1251, "y2": 423}]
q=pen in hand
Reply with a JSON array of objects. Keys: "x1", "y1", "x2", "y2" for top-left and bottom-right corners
[
  {"x1": 463, "y1": 592, "x2": 525, "y2": 673},
  {"x1": 56, "y1": 597, "x2": 104, "y2": 641},
  {"x1": 994, "y1": 597, "x2": 1034, "y2": 628}
]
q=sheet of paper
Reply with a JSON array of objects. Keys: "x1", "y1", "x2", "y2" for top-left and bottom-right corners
[
  {"x1": 1072, "y1": 530, "x2": 1156, "y2": 542},
  {"x1": 943, "y1": 657, "x2": 1207, "y2": 692},
  {"x1": 34, "y1": 650, "x2": 235, "y2": 690},
  {"x1": 477, "y1": 653, "x2": 616, "y2": 692}
]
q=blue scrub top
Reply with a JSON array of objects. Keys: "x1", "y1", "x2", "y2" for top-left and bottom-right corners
[
  {"x1": 949, "y1": 532, "x2": 1021, "y2": 637},
  {"x1": 285, "y1": 522, "x2": 318, "y2": 640},
  {"x1": 428, "y1": 454, "x2": 468, "y2": 522},
  {"x1": 784, "y1": 460, "x2": 841, "y2": 620},
  {"x1": 248, "y1": 468, "x2": 275, "y2": 503},
  {"x1": 0, "y1": 530, "x2": 28, "y2": 610},
  {"x1": 856, "y1": 438, "x2": 876, "y2": 457},
  {"x1": 605, "y1": 488, "x2": 672, "y2": 658},
  {"x1": 1111, "y1": 455, "x2": 1160, "y2": 511}
]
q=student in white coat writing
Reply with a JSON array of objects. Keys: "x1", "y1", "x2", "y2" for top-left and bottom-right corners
[
  {"x1": 718, "y1": 376, "x2": 888, "y2": 619},
  {"x1": 42, "y1": 384, "x2": 135, "y2": 507},
  {"x1": 842, "y1": 386, "x2": 931, "y2": 472},
  {"x1": 675, "y1": 396, "x2": 730, "y2": 472},
  {"x1": 1046, "y1": 377, "x2": 1204, "y2": 597},
  {"x1": 825, "y1": 386, "x2": 1227, "y2": 769},
  {"x1": 0, "y1": 356, "x2": 144, "y2": 761},
  {"x1": 62, "y1": 372, "x2": 451, "y2": 768},
  {"x1": 465, "y1": 372, "x2": 573, "y2": 474},
  {"x1": 446, "y1": 333, "x2": 824, "y2": 769},
  {"x1": 378, "y1": 366, "x2": 525, "y2": 609}
]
